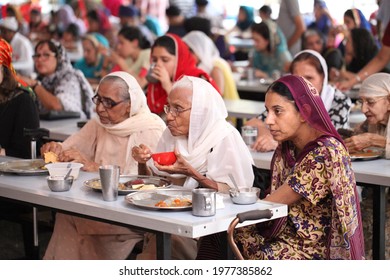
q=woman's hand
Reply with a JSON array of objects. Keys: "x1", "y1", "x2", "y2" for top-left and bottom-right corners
[
  {"x1": 151, "y1": 63, "x2": 172, "y2": 93},
  {"x1": 132, "y1": 144, "x2": 152, "y2": 164},
  {"x1": 344, "y1": 133, "x2": 372, "y2": 153},
  {"x1": 245, "y1": 118, "x2": 278, "y2": 152},
  {"x1": 154, "y1": 150, "x2": 194, "y2": 177},
  {"x1": 58, "y1": 148, "x2": 98, "y2": 172},
  {"x1": 254, "y1": 69, "x2": 269, "y2": 79},
  {"x1": 40, "y1": 141, "x2": 63, "y2": 156}
]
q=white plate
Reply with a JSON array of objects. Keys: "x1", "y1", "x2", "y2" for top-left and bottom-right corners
[
  {"x1": 83, "y1": 175, "x2": 171, "y2": 195},
  {"x1": 125, "y1": 189, "x2": 192, "y2": 211}
]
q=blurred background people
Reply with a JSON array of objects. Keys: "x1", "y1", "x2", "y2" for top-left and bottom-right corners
[
  {"x1": 0, "y1": 38, "x2": 39, "y2": 159},
  {"x1": 118, "y1": 4, "x2": 155, "y2": 47},
  {"x1": 302, "y1": 28, "x2": 343, "y2": 76},
  {"x1": 343, "y1": 73, "x2": 390, "y2": 159},
  {"x1": 330, "y1": 28, "x2": 381, "y2": 82},
  {"x1": 74, "y1": 33, "x2": 110, "y2": 84},
  {"x1": 146, "y1": 34, "x2": 220, "y2": 115},
  {"x1": 61, "y1": 23, "x2": 83, "y2": 64},
  {"x1": 246, "y1": 50, "x2": 351, "y2": 152},
  {"x1": 20, "y1": 40, "x2": 94, "y2": 119},
  {"x1": 250, "y1": 20, "x2": 292, "y2": 79},
  {"x1": 106, "y1": 26, "x2": 151, "y2": 88},
  {"x1": 165, "y1": 5, "x2": 187, "y2": 37},
  {"x1": 277, "y1": 0, "x2": 305, "y2": 56},
  {"x1": 0, "y1": 17, "x2": 34, "y2": 77},
  {"x1": 183, "y1": 30, "x2": 239, "y2": 100}
]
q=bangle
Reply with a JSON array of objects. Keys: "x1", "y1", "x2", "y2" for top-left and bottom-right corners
[{"x1": 355, "y1": 74, "x2": 361, "y2": 82}]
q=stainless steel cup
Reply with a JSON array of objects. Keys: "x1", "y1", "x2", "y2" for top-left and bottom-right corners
[
  {"x1": 99, "y1": 165, "x2": 120, "y2": 201},
  {"x1": 192, "y1": 189, "x2": 216, "y2": 217}
]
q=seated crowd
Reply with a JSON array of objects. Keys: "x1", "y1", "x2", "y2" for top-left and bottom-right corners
[{"x1": 2, "y1": 0, "x2": 390, "y2": 260}]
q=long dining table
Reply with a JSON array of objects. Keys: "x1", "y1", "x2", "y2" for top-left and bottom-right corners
[
  {"x1": 0, "y1": 156, "x2": 287, "y2": 260},
  {"x1": 251, "y1": 151, "x2": 390, "y2": 260}
]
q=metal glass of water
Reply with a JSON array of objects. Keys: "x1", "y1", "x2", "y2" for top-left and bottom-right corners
[{"x1": 241, "y1": 126, "x2": 258, "y2": 148}]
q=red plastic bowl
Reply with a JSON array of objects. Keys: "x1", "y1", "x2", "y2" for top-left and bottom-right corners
[{"x1": 151, "y1": 152, "x2": 177, "y2": 165}]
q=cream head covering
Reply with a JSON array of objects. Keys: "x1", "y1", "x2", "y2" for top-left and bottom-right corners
[
  {"x1": 359, "y1": 73, "x2": 390, "y2": 159},
  {"x1": 95, "y1": 71, "x2": 166, "y2": 171},
  {"x1": 293, "y1": 49, "x2": 335, "y2": 111},
  {"x1": 359, "y1": 73, "x2": 390, "y2": 98},
  {"x1": 149, "y1": 75, "x2": 254, "y2": 188},
  {"x1": 182, "y1": 30, "x2": 220, "y2": 74}
]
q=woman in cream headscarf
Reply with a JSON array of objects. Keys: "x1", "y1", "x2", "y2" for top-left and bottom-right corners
[
  {"x1": 41, "y1": 71, "x2": 166, "y2": 259},
  {"x1": 183, "y1": 30, "x2": 239, "y2": 100},
  {"x1": 345, "y1": 73, "x2": 390, "y2": 159}
]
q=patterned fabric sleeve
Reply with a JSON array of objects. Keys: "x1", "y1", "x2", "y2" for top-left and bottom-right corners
[
  {"x1": 53, "y1": 72, "x2": 85, "y2": 117},
  {"x1": 327, "y1": 89, "x2": 352, "y2": 129}
]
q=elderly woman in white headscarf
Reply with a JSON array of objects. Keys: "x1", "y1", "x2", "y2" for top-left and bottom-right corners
[
  {"x1": 182, "y1": 31, "x2": 239, "y2": 100},
  {"x1": 132, "y1": 75, "x2": 254, "y2": 259},
  {"x1": 133, "y1": 75, "x2": 254, "y2": 191},
  {"x1": 41, "y1": 71, "x2": 166, "y2": 259},
  {"x1": 344, "y1": 73, "x2": 390, "y2": 159}
]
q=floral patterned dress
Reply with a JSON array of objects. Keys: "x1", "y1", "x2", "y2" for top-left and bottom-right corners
[{"x1": 234, "y1": 137, "x2": 363, "y2": 259}]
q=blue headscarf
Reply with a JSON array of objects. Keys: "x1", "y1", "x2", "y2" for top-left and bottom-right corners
[{"x1": 236, "y1": 6, "x2": 255, "y2": 31}]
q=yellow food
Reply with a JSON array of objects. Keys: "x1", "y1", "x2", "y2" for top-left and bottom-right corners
[
  {"x1": 131, "y1": 184, "x2": 144, "y2": 190},
  {"x1": 44, "y1": 152, "x2": 58, "y2": 163},
  {"x1": 140, "y1": 184, "x2": 157, "y2": 190}
]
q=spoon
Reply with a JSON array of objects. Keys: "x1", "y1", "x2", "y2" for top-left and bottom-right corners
[
  {"x1": 64, "y1": 168, "x2": 72, "y2": 180},
  {"x1": 228, "y1": 173, "x2": 240, "y2": 194}
]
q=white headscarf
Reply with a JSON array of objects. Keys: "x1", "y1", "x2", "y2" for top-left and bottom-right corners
[
  {"x1": 95, "y1": 71, "x2": 166, "y2": 169},
  {"x1": 359, "y1": 73, "x2": 390, "y2": 159},
  {"x1": 182, "y1": 31, "x2": 221, "y2": 74},
  {"x1": 294, "y1": 49, "x2": 335, "y2": 112},
  {"x1": 149, "y1": 76, "x2": 253, "y2": 188}
]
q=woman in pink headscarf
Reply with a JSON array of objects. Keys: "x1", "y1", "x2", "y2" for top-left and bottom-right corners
[
  {"x1": 198, "y1": 75, "x2": 365, "y2": 260},
  {"x1": 233, "y1": 75, "x2": 365, "y2": 260}
]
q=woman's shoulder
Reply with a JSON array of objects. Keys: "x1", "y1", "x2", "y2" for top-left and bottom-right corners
[{"x1": 331, "y1": 87, "x2": 352, "y2": 105}]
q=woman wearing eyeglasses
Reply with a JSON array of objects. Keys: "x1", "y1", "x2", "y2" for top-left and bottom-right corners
[
  {"x1": 343, "y1": 73, "x2": 390, "y2": 159},
  {"x1": 132, "y1": 75, "x2": 254, "y2": 259},
  {"x1": 41, "y1": 72, "x2": 166, "y2": 259},
  {"x1": 20, "y1": 39, "x2": 94, "y2": 119}
]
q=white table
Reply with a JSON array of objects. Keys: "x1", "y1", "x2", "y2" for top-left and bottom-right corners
[
  {"x1": 40, "y1": 119, "x2": 83, "y2": 141},
  {"x1": 0, "y1": 156, "x2": 287, "y2": 260},
  {"x1": 224, "y1": 99, "x2": 265, "y2": 120},
  {"x1": 251, "y1": 151, "x2": 390, "y2": 260}
]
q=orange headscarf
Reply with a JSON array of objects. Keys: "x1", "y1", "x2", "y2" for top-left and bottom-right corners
[{"x1": 0, "y1": 38, "x2": 16, "y2": 75}]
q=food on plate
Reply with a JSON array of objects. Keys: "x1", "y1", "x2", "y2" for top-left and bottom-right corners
[
  {"x1": 44, "y1": 152, "x2": 58, "y2": 163},
  {"x1": 155, "y1": 197, "x2": 192, "y2": 207},
  {"x1": 89, "y1": 178, "x2": 163, "y2": 191}
]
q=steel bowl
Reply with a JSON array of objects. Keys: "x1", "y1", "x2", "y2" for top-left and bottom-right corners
[
  {"x1": 47, "y1": 175, "x2": 74, "y2": 192},
  {"x1": 229, "y1": 188, "x2": 260, "y2": 205}
]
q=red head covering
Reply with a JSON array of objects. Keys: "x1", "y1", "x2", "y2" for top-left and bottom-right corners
[
  {"x1": 147, "y1": 33, "x2": 220, "y2": 114},
  {"x1": 0, "y1": 38, "x2": 16, "y2": 75}
]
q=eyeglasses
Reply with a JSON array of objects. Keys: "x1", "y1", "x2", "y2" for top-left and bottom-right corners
[
  {"x1": 163, "y1": 104, "x2": 191, "y2": 117},
  {"x1": 356, "y1": 96, "x2": 388, "y2": 107},
  {"x1": 32, "y1": 52, "x2": 56, "y2": 60},
  {"x1": 92, "y1": 94, "x2": 129, "y2": 109}
]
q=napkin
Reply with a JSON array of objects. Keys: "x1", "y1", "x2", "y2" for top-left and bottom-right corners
[{"x1": 216, "y1": 193, "x2": 225, "y2": 209}]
